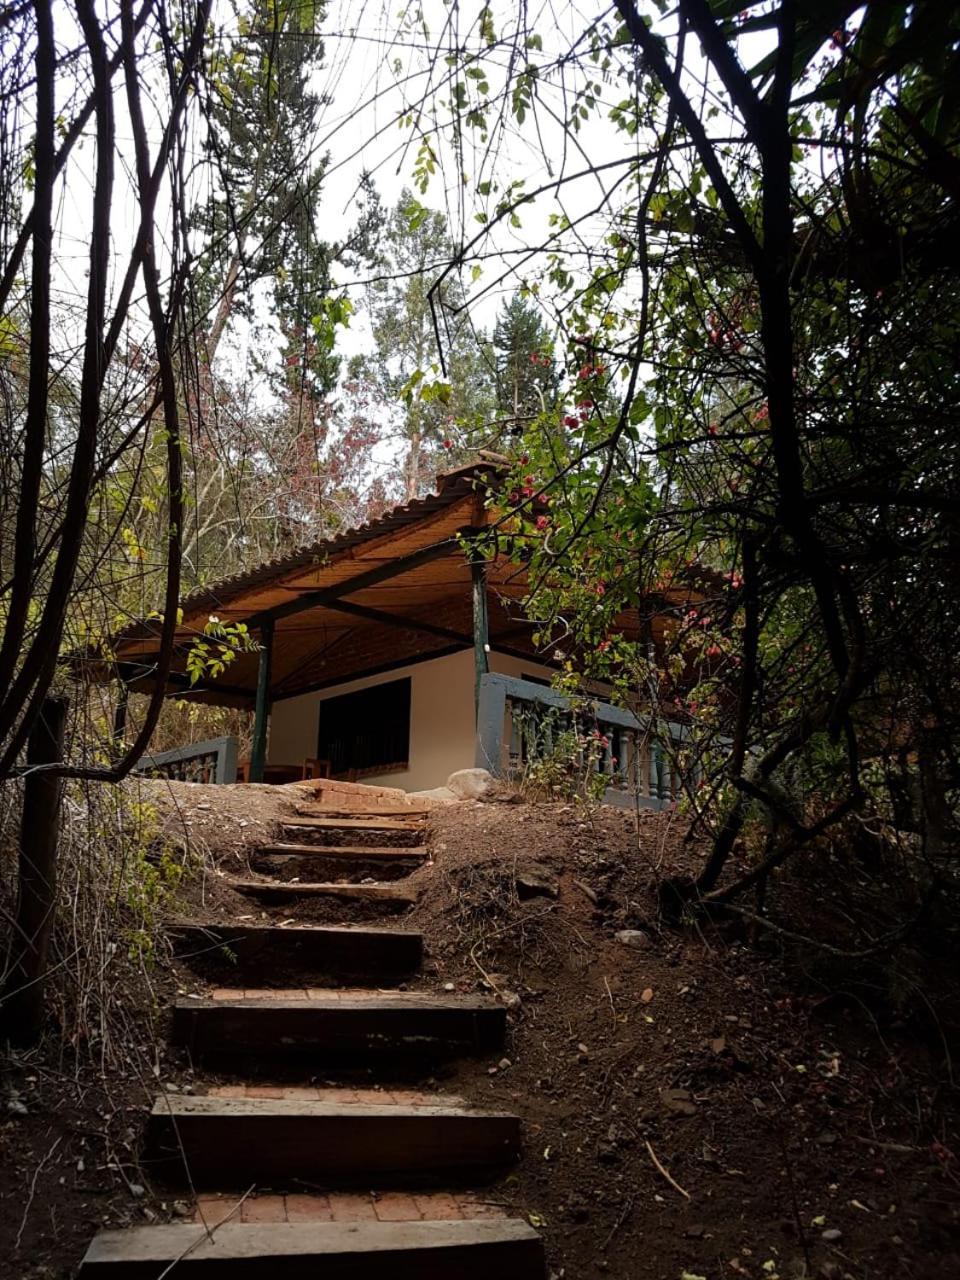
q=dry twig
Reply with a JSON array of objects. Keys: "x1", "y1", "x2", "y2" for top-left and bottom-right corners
[{"x1": 645, "y1": 1138, "x2": 691, "y2": 1199}]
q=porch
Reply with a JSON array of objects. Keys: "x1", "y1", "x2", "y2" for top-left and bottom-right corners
[{"x1": 101, "y1": 463, "x2": 689, "y2": 804}]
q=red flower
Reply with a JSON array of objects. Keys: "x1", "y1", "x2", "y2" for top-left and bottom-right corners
[
  {"x1": 442, "y1": 438, "x2": 453, "y2": 449},
  {"x1": 563, "y1": 415, "x2": 579, "y2": 429},
  {"x1": 535, "y1": 515, "x2": 550, "y2": 531}
]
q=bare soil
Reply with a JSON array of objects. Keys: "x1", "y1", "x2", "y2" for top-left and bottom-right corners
[{"x1": 1, "y1": 781, "x2": 957, "y2": 1279}]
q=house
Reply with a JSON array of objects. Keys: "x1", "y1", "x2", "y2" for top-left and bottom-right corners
[{"x1": 98, "y1": 462, "x2": 691, "y2": 804}]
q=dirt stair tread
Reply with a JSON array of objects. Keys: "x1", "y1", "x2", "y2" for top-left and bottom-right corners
[{"x1": 79, "y1": 1219, "x2": 544, "y2": 1276}]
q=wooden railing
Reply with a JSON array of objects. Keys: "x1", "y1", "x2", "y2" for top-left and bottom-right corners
[
  {"x1": 133, "y1": 735, "x2": 238, "y2": 784},
  {"x1": 474, "y1": 674, "x2": 686, "y2": 810}
]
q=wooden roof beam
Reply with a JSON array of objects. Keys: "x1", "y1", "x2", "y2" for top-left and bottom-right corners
[
  {"x1": 251, "y1": 527, "x2": 485, "y2": 628},
  {"x1": 321, "y1": 599, "x2": 472, "y2": 647}
]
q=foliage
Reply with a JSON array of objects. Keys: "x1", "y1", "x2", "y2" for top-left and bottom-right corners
[
  {"x1": 411, "y1": 0, "x2": 960, "y2": 912},
  {"x1": 0, "y1": 778, "x2": 196, "y2": 1060},
  {"x1": 516, "y1": 702, "x2": 615, "y2": 809},
  {"x1": 348, "y1": 191, "x2": 495, "y2": 499}
]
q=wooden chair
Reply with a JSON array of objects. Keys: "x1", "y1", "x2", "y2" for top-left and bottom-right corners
[{"x1": 301, "y1": 757, "x2": 332, "y2": 779}]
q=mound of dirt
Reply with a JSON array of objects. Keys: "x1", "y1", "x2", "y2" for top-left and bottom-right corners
[{"x1": 409, "y1": 800, "x2": 960, "y2": 1280}]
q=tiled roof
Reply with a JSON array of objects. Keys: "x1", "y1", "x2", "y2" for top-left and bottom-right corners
[{"x1": 170, "y1": 460, "x2": 501, "y2": 619}]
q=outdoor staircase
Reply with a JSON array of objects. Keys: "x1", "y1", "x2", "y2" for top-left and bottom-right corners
[{"x1": 79, "y1": 800, "x2": 544, "y2": 1277}]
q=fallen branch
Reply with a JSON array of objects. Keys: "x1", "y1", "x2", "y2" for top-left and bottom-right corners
[
  {"x1": 15, "y1": 1135, "x2": 63, "y2": 1250},
  {"x1": 601, "y1": 1193, "x2": 635, "y2": 1250},
  {"x1": 156, "y1": 1185, "x2": 256, "y2": 1278}
]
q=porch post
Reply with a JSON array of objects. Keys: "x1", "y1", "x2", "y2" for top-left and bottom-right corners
[
  {"x1": 248, "y1": 615, "x2": 274, "y2": 782},
  {"x1": 471, "y1": 555, "x2": 489, "y2": 714}
]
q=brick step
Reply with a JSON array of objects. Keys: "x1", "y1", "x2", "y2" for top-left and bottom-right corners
[
  {"x1": 172, "y1": 992, "x2": 505, "y2": 1064},
  {"x1": 168, "y1": 922, "x2": 422, "y2": 982},
  {"x1": 146, "y1": 1096, "x2": 522, "y2": 1186},
  {"x1": 229, "y1": 877, "x2": 420, "y2": 908},
  {"x1": 253, "y1": 848, "x2": 426, "y2": 884},
  {"x1": 189, "y1": 1188, "x2": 506, "y2": 1226},
  {"x1": 80, "y1": 1218, "x2": 545, "y2": 1278}
]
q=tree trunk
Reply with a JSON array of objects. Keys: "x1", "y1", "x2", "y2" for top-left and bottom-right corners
[{"x1": 1, "y1": 696, "x2": 68, "y2": 1046}]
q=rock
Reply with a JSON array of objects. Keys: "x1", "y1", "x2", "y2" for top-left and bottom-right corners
[
  {"x1": 684, "y1": 1223, "x2": 706, "y2": 1239},
  {"x1": 411, "y1": 786, "x2": 458, "y2": 802},
  {"x1": 660, "y1": 1087, "x2": 697, "y2": 1117},
  {"x1": 515, "y1": 860, "x2": 559, "y2": 899},
  {"x1": 616, "y1": 929, "x2": 651, "y2": 950},
  {"x1": 172, "y1": 1201, "x2": 191, "y2": 1218},
  {"x1": 446, "y1": 768, "x2": 495, "y2": 800},
  {"x1": 442, "y1": 982, "x2": 455, "y2": 992},
  {"x1": 129, "y1": 1183, "x2": 146, "y2": 1199},
  {"x1": 821, "y1": 1228, "x2": 843, "y2": 1242},
  {"x1": 498, "y1": 1057, "x2": 512, "y2": 1070},
  {"x1": 499, "y1": 990, "x2": 522, "y2": 1009},
  {"x1": 5, "y1": 1098, "x2": 28, "y2": 1116}
]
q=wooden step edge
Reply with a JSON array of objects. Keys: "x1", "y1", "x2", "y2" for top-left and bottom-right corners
[
  {"x1": 294, "y1": 805, "x2": 432, "y2": 819},
  {"x1": 169, "y1": 920, "x2": 423, "y2": 939},
  {"x1": 258, "y1": 842, "x2": 429, "y2": 859},
  {"x1": 228, "y1": 879, "x2": 420, "y2": 901},
  {"x1": 80, "y1": 1219, "x2": 545, "y2": 1276},
  {"x1": 174, "y1": 993, "x2": 503, "y2": 1012},
  {"x1": 284, "y1": 816, "x2": 427, "y2": 832},
  {"x1": 150, "y1": 1096, "x2": 518, "y2": 1121}
]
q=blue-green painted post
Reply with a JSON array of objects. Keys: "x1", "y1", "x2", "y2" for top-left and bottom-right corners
[{"x1": 248, "y1": 616, "x2": 274, "y2": 783}]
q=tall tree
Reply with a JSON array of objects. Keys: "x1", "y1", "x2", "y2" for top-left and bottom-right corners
[
  {"x1": 194, "y1": 0, "x2": 330, "y2": 368},
  {"x1": 350, "y1": 192, "x2": 494, "y2": 500},
  {"x1": 0, "y1": 0, "x2": 210, "y2": 783}
]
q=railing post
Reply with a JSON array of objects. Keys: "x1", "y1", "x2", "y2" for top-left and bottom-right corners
[
  {"x1": 471, "y1": 555, "x2": 490, "y2": 717},
  {"x1": 248, "y1": 616, "x2": 274, "y2": 783},
  {"x1": 475, "y1": 674, "x2": 507, "y2": 775}
]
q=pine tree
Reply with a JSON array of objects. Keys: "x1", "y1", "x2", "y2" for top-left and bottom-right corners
[{"x1": 492, "y1": 294, "x2": 558, "y2": 430}]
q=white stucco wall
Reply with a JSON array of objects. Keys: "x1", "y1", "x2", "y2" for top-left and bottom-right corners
[{"x1": 267, "y1": 647, "x2": 558, "y2": 793}]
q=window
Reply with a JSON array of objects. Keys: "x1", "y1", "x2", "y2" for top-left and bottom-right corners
[{"x1": 316, "y1": 677, "x2": 411, "y2": 778}]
